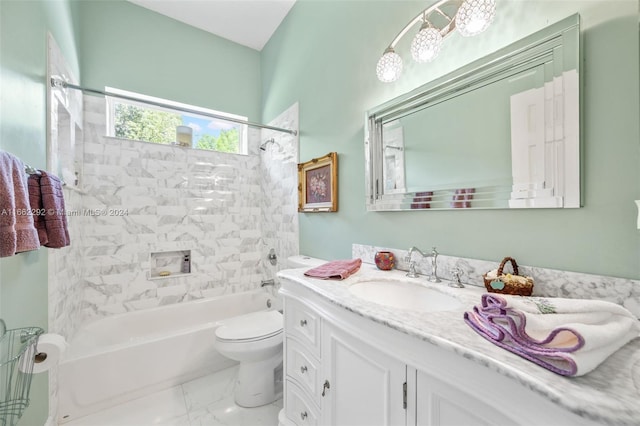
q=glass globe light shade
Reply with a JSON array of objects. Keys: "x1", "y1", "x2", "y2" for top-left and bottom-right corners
[
  {"x1": 455, "y1": 0, "x2": 496, "y2": 37},
  {"x1": 410, "y1": 26, "x2": 443, "y2": 63},
  {"x1": 376, "y1": 49, "x2": 403, "y2": 83}
]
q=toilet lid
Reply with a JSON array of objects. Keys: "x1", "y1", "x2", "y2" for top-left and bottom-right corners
[{"x1": 216, "y1": 310, "x2": 283, "y2": 342}]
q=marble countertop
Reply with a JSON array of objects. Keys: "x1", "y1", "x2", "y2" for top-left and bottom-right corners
[{"x1": 278, "y1": 263, "x2": 640, "y2": 426}]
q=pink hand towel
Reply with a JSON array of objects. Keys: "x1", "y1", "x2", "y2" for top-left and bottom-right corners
[
  {"x1": 39, "y1": 171, "x2": 70, "y2": 248},
  {"x1": 304, "y1": 258, "x2": 362, "y2": 280},
  {"x1": 27, "y1": 174, "x2": 48, "y2": 245},
  {"x1": 0, "y1": 151, "x2": 40, "y2": 257}
]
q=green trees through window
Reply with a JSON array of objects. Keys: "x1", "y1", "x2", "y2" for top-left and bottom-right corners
[
  {"x1": 115, "y1": 104, "x2": 182, "y2": 144},
  {"x1": 113, "y1": 103, "x2": 242, "y2": 154}
]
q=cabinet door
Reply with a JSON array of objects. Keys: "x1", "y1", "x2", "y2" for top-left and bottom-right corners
[
  {"x1": 415, "y1": 370, "x2": 516, "y2": 426},
  {"x1": 321, "y1": 322, "x2": 406, "y2": 426}
]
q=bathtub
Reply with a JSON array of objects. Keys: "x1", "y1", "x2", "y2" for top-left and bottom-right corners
[{"x1": 58, "y1": 290, "x2": 279, "y2": 423}]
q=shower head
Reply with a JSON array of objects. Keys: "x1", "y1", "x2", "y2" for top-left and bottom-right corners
[{"x1": 259, "y1": 138, "x2": 277, "y2": 151}]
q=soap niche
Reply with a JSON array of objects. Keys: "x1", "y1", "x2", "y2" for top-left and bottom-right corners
[{"x1": 149, "y1": 250, "x2": 191, "y2": 280}]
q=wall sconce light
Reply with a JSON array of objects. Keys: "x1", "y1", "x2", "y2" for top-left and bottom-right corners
[{"x1": 376, "y1": 0, "x2": 497, "y2": 83}]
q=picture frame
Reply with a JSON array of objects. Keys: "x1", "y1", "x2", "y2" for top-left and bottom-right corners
[{"x1": 298, "y1": 152, "x2": 338, "y2": 212}]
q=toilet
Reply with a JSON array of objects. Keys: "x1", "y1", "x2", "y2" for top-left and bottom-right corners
[
  {"x1": 215, "y1": 310, "x2": 284, "y2": 407},
  {"x1": 215, "y1": 254, "x2": 325, "y2": 408}
]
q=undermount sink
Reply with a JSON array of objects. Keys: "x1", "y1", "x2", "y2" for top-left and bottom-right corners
[{"x1": 349, "y1": 280, "x2": 462, "y2": 312}]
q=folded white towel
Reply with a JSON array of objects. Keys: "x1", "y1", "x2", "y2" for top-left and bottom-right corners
[{"x1": 465, "y1": 294, "x2": 640, "y2": 376}]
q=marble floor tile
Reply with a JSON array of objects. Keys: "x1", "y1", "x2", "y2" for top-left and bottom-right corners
[
  {"x1": 187, "y1": 396, "x2": 282, "y2": 426},
  {"x1": 182, "y1": 365, "x2": 238, "y2": 412},
  {"x1": 64, "y1": 386, "x2": 189, "y2": 426},
  {"x1": 63, "y1": 366, "x2": 281, "y2": 426}
]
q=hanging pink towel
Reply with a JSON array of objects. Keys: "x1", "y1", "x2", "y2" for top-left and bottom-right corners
[
  {"x1": 39, "y1": 170, "x2": 70, "y2": 248},
  {"x1": 304, "y1": 258, "x2": 362, "y2": 280},
  {"x1": 0, "y1": 151, "x2": 40, "y2": 257},
  {"x1": 27, "y1": 174, "x2": 48, "y2": 245}
]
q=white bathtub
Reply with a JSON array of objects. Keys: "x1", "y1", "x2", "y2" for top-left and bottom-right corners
[{"x1": 58, "y1": 290, "x2": 279, "y2": 423}]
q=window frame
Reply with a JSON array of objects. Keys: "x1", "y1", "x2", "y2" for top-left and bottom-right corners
[{"x1": 105, "y1": 87, "x2": 249, "y2": 155}]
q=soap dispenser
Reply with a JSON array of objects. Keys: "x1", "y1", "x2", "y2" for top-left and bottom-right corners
[{"x1": 181, "y1": 254, "x2": 191, "y2": 274}]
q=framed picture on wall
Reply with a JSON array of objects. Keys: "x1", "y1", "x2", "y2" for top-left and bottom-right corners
[{"x1": 298, "y1": 152, "x2": 338, "y2": 212}]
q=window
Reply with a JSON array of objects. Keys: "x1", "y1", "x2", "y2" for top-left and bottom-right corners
[{"x1": 105, "y1": 87, "x2": 248, "y2": 155}]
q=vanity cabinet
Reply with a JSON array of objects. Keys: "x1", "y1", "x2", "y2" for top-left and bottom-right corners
[
  {"x1": 280, "y1": 278, "x2": 600, "y2": 426},
  {"x1": 322, "y1": 321, "x2": 406, "y2": 425},
  {"x1": 283, "y1": 297, "x2": 405, "y2": 426},
  {"x1": 413, "y1": 369, "x2": 517, "y2": 425}
]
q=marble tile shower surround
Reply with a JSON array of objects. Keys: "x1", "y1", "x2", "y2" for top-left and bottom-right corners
[
  {"x1": 75, "y1": 96, "x2": 299, "y2": 321},
  {"x1": 47, "y1": 34, "x2": 86, "y2": 426},
  {"x1": 259, "y1": 103, "x2": 300, "y2": 283},
  {"x1": 352, "y1": 244, "x2": 640, "y2": 318}
]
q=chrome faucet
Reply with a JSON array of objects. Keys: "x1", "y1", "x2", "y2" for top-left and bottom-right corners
[
  {"x1": 404, "y1": 246, "x2": 426, "y2": 278},
  {"x1": 404, "y1": 246, "x2": 441, "y2": 282}
]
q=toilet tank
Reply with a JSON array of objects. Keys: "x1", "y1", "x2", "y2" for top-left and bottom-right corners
[{"x1": 286, "y1": 255, "x2": 326, "y2": 269}]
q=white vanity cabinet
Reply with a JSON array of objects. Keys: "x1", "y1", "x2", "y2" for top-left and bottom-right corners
[
  {"x1": 321, "y1": 321, "x2": 406, "y2": 425},
  {"x1": 283, "y1": 296, "x2": 405, "y2": 426},
  {"x1": 280, "y1": 278, "x2": 600, "y2": 426},
  {"x1": 413, "y1": 369, "x2": 518, "y2": 425}
]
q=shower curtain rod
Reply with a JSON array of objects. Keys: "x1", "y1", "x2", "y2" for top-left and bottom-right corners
[{"x1": 50, "y1": 77, "x2": 298, "y2": 136}]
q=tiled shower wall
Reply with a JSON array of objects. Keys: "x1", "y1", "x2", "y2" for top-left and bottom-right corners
[
  {"x1": 260, "y1": 103, "x2": 300, "y2": 281},
  {"x1": 77, "y1": 95, "x2": 299, "y2": 322},
  {"x1": 47, "y1": 34, "x2": 86, "y2": 341},
  {"x1": 47, "y1": 35, "x2": 86, "y2": 423}
]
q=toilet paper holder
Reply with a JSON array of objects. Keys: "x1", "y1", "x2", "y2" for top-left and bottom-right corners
[{"x1": 0, "y1": 319, "x2": 44, "y2": 426}]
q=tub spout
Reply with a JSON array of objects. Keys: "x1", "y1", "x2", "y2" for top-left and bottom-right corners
[{"x1": 261, "y1": 279, "x2": 275, "y2": 287}]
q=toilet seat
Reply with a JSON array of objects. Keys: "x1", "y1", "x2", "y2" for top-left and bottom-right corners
[{"x1": 215, "y1": 310, "x2": 283, "y2": 343}]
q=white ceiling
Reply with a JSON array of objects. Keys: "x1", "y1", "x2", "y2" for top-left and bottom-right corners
[{"x1": 128, "y1": 0, "x2": 297, "y2": 51}]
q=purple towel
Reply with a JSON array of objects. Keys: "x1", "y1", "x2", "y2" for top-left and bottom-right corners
[
  {"x1": 39, "y1": 171, "x2": 70, "y2": 248},
  {"x1": 27, "y1": 174, "x2": 48, "y2": 245},
  {"x1": 0, "y1": 151, "x2": 40, "y2": 257},
  {"x1": 304, "y1": 259, "x2": 362, "y2": 280}
]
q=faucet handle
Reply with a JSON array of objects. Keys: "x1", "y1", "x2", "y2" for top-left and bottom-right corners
[{"x1": 449, "y1": 268, "x2": 464, "y2": 288}]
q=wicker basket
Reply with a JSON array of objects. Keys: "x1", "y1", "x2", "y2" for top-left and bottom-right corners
[{"x1": 482, "y1": 257, "x2": 534, "y2": 296}]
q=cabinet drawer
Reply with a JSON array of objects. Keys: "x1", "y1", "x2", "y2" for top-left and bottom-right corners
[
  {"x1": 286, "y1": 338, "x2": 321, "y2": 402},
  {"x1": 285, "y1": 299, "x2": 320, "y2": 355},
  {"x1": 285, "y1": 379, "x2": 320, "y2": 426}
]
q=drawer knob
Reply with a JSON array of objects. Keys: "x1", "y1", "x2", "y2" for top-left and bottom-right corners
[
  {"x1": 301, "y1": 411, "x2": 308, "y2": 420},
  {"x1": 300, "y1": 319, "x2": 308, "y2": 327},
  {"x1": 300, "y1": 365, "x2": 308, "y2": 374}
]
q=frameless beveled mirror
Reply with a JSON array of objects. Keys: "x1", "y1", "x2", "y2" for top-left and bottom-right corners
[{"x1": 365, "y1": 14, "x2": 581, "y2": 211}]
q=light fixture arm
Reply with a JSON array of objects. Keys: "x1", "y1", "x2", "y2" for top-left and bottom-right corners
[
  {"x1": 387, "y1": 0, "x2": 458, "y2": 49},
  {"x1": 376, "y1": 0, "x2": 496, "y2": 83}
]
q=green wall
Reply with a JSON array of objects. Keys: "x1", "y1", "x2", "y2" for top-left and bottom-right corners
[
  {"x1": 1, "y1": 1, "x2": 264, "y2": 422},
  {"x1": 261, "y1": 0, "x2": 640, "y2": 280},
  {"x1": 0, "y1": 0, "x2": 80, "y2": 424},
  {"x1": 77, "y1": 0, "x2": 262, "y2": 121}
]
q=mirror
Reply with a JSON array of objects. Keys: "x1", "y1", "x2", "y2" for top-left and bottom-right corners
[{"x1": 365, "y1": 14, "x2": 581, "y2": 211}]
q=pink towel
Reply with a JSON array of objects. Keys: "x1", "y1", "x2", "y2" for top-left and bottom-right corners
[
  {"x1": 304, "y1": 258, "x2": 362, "y2": 280},
  {"x1": 27, "y1": 174, "x2": 48, "y2": 245},
  {"x1": 39, "y1": 171, "x2": 70, "y2": 248},
  {"x1": 451, "y1": 188, "x2": 475, "y2": 208},
  {"x1": 0, "y1": 151, "x2": 40, "y2": 257}
]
